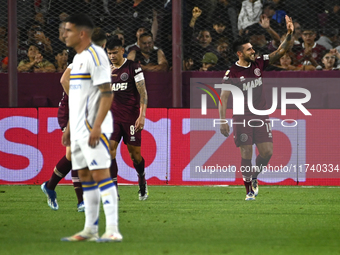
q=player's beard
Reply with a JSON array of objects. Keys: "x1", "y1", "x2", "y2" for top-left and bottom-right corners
[{"x1": 244, "y1": 54, "x2": 255, "y2": 63}]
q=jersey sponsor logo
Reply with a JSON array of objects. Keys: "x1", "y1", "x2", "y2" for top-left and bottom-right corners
[
  {"x1": 112, "y1": 82, "x2": 128, "y2": 91},
  {"x1": 130, "y1": 136, "x2": 136, "y2": 142},
  {"x1": 70, "y1": 84, "x2": 82, "y2": 90},
  {"x1": 243, "y1": 77, "x2": 262, "y2": 91},
  {"x1": 120, "y1": 72, "x2": 129, "y2": 81},
  {"x1": 254, "y1": 68, "x2": 261, "y2": 76},
  {"x1": 79, "y1": 63, "x2": 83, "y2": 69},
  {"x1": 135, "y1": 67, "x2": 142, "y2": 73},
  {"x1": 240, "y1": 76, "x2": 245, "y2": 82}
]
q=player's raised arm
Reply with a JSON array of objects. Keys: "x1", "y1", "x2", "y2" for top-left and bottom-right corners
[
  {"x1": 135, "y1": 78, "x2": 148, "y2": 132},
  {"x1": 268, "y1": 15, "x2": 294, "y2": 64},
  {"x1": 219, "y1": 89, "x2": 231, "y2": 137},
  {"x1": 88, "y1": 82, "x2": 113, "y2": 148}
]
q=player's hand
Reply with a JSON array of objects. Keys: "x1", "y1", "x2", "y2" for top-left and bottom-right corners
[
  {"x1": 285, "y1": 15, "x2": 294, "y2": 34},
  {"x1": 259, "y1": 14, "x2": 270, "y2": 29},
  {"x1": 88, "y1": 126, "x2": 101, "y2": 148},
  {"x1": 135, "y1": 116, "x2": 145, "y2": 132},
  {"x1": 220, "y1": 123, "x2": 230, "y2": 137},
  {"x1": 192, "y1": 7, "x2": 202, "y2": 19},
  {"x1": 62, "y1": 128, "x2": 71, "y2": 147}
]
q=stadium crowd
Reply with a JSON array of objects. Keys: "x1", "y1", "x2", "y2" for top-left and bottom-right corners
[{"x1": 1, "y1": 0, "x2": 340, "y2": 72}]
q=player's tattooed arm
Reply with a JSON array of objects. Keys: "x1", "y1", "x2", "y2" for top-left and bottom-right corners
[
  {"x1": 135, "y1": 79, "x2": 148, "y2": 132},
  {"x1": 98, "y1": 83, "x2": 113, "y2": 97},
  {"x1": 136, "y1": 79, "x2": 148, "y2": 105},
  {"x1": 269, "y1": 15, "x2": 294, "y2": 64}
]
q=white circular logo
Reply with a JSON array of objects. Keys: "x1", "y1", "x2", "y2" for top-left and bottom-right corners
[
  {"x1": 312, "y1": 52, "x2": 317, "y2": 58},
  {"x1": 240, "y1": 133, "x2": 248, "y2": 142},
  {"x1": 120, "y1": 73, "x2": 129, "y2": 81},
  {"x1": 254, "y1": 68, "x2": 261, "y2": 76}
]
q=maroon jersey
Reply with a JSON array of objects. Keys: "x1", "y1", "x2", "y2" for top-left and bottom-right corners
[
  {"x1": 223, "y1": 55, "x2": 270, "y2": 117},
  {"x1": 110, "y1": 59, "x2": 144, "y2": 124},
  {"x1": 57, "y1": 92, "x2": 69, "y2": 130},
  {"x1": 295, "y1": 43, "x2": 326, "y2": 66}
]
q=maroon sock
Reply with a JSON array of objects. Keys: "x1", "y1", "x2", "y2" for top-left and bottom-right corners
[
  {"x1": 133, "y1": 157, "x2": 145, "y2": 185},
  {"x1": 241, "y1": 158, "x2": 253, "y2": 194},
  {"x1": 71, "y1": 170, "x2": 83, "y2": 204},
  {"x1": 46, "y1": 156, "x2": 72, "y2": 190},
  {"x1": 110, "y1": 158, "x2": 118, "y2": 186},
  {"x1": 254, "y1": 154, "x2": 271, "y2": 179}
]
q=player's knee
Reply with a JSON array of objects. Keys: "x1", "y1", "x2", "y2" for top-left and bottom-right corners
[
  {"x1": 262, "y1": 149, "x2": 273, "y2": 159},
  {"x1": 129, "y1": 151, "x2": 141, "y2": 163}
]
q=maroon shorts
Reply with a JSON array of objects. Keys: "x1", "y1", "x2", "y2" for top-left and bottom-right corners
[
  {"x1": 233, "y1": 116, "x2": 273, "y2": 147},
  {"x1": 110, "y1": 121, "x2": 141, "y2": 146}
]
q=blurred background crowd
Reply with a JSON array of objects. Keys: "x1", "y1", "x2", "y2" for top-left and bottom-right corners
[{"x1": 1, "y1": 0, "x2": 340, "y2": 73}]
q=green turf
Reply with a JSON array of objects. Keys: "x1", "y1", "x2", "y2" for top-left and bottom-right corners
[{"x1": 0, "y1": 185, "x2": 339, "y2": 255}]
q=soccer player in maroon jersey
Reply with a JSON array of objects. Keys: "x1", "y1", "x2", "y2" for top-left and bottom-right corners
[
  {"x1": 218, "y1": 15, "x2": 294, "y2": 200},
  {"x1": 106, "y1": 38, "x2": 149, "y2": 200}
]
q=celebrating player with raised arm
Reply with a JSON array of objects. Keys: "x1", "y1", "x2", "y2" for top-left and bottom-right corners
[
  {"x1": 60, "y1": 14, "x2": 121, "y2": 242},
  {"x1": 106, "y1": 38, "x2": 149, "y2": 200},
  {"x1": 219, "y1": 15, "x2": 294, "y2": 200}
]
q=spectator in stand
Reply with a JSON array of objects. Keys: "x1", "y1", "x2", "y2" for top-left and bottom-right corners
[
  {"x1": 238, "y1": 0, "x2": 263, "y2": 35},
  {"x1": 1, "y1": 56, "x2": 8, "y2": 73},
  {"x1": 293, "y1": 21, "x2": 303, "y2": 45},
  {"x1": 199, "y1": 52, "x2": 219, "y2": 71},
  {"x1": 183, "y1": 56, "x2": 195, "y2": 71},
  {"x1": 244, "y1": 14, "x2": 281, "y2": 56},
  {"x1": 262, "y1": 2, "x2": 282, "y2": 36},
  {"x1": 128, "y1": 32, "x2": 168, "y2": 72},
  {"x1": 210, "y1": 20, "x2": 229, "y2": 45},
  {"x1": 0, "y1": 26, "x2": 7, "y2": 62},
  {"x1": 18, "y1": 44, "x2": 55, "y2": 73},
  {"x1": 316, "y1": 28, "x2": 338, "y2": 51},
  {"x1": 125, "y1": 26, "x2": 152, "y2": 53},
  {"x1": 117, "y1": 0, "x2": 159, "y2": 47},
  {"x1": 293, "y1": 28, "x2": 327, "y2": 70},
  {"x1": 211, "y1": 0, "x2": 238, "y2": 41},
  {"x1": 215, "y1": 37, "x2": 233, "y2": 70},
  {"x1": 54, "y1": 47, "x2": 68, "y2": 73},
  {"x1": 275, "y1": 52, "x2": 303, "y2": 71},
  {"x1": 184, "y1": 7, "x2": 221, "y2": 70},
  {"x1": 22, "y1": 23, "x2": 54, "y2": 62},
  {"x1": 326, "y1": 1, "x2": 340, "y2": 30},
  {"x1": 321, "y1": 49, "x2": 340, "y2": 71}
]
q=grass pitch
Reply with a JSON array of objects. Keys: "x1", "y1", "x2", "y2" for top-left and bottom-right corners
[{"x1": 0, "y1": 185, "x2": 339, "y2": 255}]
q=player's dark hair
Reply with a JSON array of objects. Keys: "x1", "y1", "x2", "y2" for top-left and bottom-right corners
[
  {"x1": 91, "y1": 27, "x2": 107, "y2": 46},
  {"x1": 139, "y1": 32, "x2": 153, "y2": 40},
  {"x1": 232, "y1": 36, "x2": 250, "y2": 54},
  {"x1": 64, "y1": 13, "x2": 94, "y2": 30},
  {"x1": 106, "y1": 36, "x2": 123, "y2": 50}
]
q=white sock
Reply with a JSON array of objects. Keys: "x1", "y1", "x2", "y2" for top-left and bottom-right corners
[
  {"x1": 82, "y1": 182, "x2": 100, "y2": 233},
  {"x1": 98, "y1": 179, "x2": 119, "y2": 233}
]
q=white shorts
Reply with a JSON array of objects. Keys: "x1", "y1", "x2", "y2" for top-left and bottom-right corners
[{"x1": 71, "y1": 133, "x2": 111, "y2": 171}]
